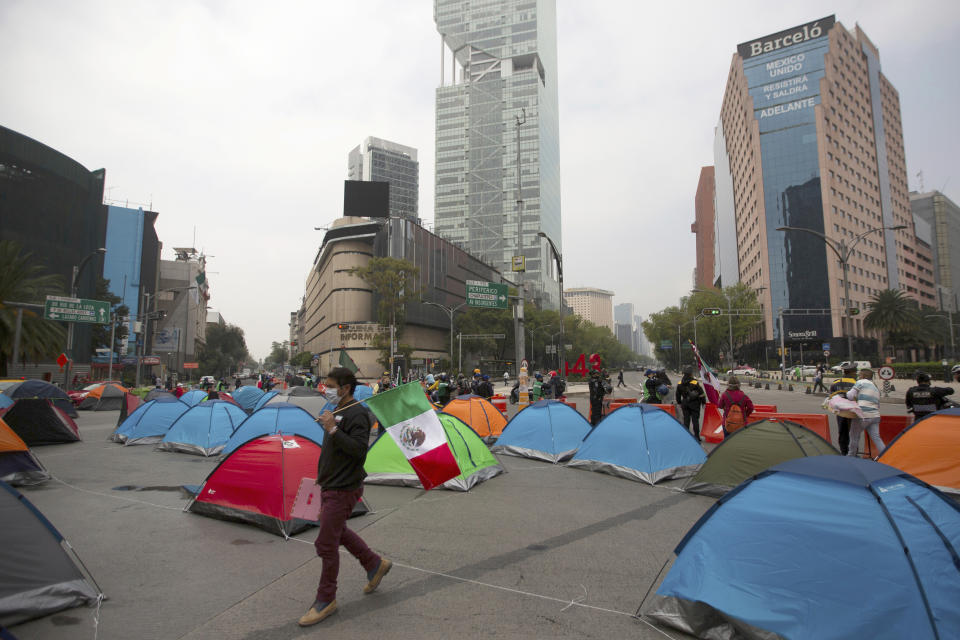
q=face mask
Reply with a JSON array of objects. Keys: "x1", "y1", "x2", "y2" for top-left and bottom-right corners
[{"x1": 323, "y1": 387, "x2": 340, "y2": 404}]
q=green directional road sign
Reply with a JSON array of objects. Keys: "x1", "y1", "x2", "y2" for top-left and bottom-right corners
[
  {"x1": 465, "y1": 280, "x2": 509, "y2": 309},
  {"x1": 44, "y1": 296, "x2": 111, "y2": 324}
]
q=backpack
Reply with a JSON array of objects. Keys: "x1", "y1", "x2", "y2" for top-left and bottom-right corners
[{"x1": 725, "y1": 400, "x2": 746, "y2": 432}]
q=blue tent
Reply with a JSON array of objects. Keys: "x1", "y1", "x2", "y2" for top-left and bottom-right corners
[
  {"x1": 491, "y1": 400, "x2": 591, "y2": 463},
  {"x1": 567, "y1": 404, "x2": 705, "y2": 484},
  {"x1": 178, "y1": 389, "x2": 208, "y2": 407},
  {"x1": 110, "y1": 399, "x2": 190, "y2": 445},
  {"x1": 221, "y1": 404, "x2": 324, "y2": 458},
  {"x1": 0, "y1": 394, "x2": 12, "y2": 410},
  {"x1": 157, "y1": 401, "x2": 249, "y2": 456},
  {"x1": 646, "y1": 456, "x2": 960, "y2": 640},
  {"x1": 252, "y1": 390, "x2": 280, "y2": 412},
  {"x1": 353, "y1": 384, "x2": 373, "y2": 401},
  {"x1": 231, "y1": 386, "x2": 264, "y2": 412}
]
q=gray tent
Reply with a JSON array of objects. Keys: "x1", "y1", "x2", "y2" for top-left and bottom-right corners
[{"x1": 0, "y1": 481, "x2": 102, "y2": 626}]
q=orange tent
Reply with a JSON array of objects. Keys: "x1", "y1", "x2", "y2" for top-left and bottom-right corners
[
  {"x1": 79, "y1": 383, "x2": 128, "y2": 410},
  {"x1": 0, "y1": 417, "x2": 49, "y2": 485},
  {"x1": 877, "y1": 409, "x2": 960, "y2": 494},
  {"x1": 441, "y1": 395, "x2": 508, "y2": 440}
]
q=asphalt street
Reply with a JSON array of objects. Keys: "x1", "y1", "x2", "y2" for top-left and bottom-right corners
[{"x1": 11, "y1": 378, "x2": 909, "y2": 640}]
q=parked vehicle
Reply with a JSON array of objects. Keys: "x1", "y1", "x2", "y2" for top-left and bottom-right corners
[
  {"x1": 829, "y1": 361, "x2": 872, "y2": 374},
  {"x1": 726, "y1": 365, "x2": 758, "y2": 377}
]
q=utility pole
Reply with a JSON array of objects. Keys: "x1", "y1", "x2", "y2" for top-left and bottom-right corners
[
  {"x1": 514, "y1": 108, "x2": 526, "y2": 379},
  {"x1": 107, "y1": 312, "x2": 116, "y2": 381}
]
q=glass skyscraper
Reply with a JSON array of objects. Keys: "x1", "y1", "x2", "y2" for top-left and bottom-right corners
[
  {"x1": 348, "y1": 137, "x2": 419, "y2": 221},
  {"x1": 434, "y1": 0, "x2": 561, "y2": 308},
  {"x1": 714, "y1": 16, "x2": 935, "y2": 352}
]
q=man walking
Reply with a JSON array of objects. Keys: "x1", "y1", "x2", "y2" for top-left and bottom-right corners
[
  {"x1": 300, "y1": 367, "x2": 391, "y2": 627},
  {"x1": 829, "y1": 362, "x2": 858, "y2": 455},
  {"x1": 616, "y1": 369, "x2": 626, "y2": 388},
  {"x1": 813, "y1": 364, "x2": 827, "y2": 393},
  {"x1": 846, "y1": 368, "x2": 884, "y2": 457}
]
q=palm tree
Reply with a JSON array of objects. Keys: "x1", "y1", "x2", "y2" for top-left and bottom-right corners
[
  {"x1": 0, "y1": 240, "x2": 66, "y2": 376},
  {"x1": 864, "y1": 289, "x2": 924, "y2": 359}
]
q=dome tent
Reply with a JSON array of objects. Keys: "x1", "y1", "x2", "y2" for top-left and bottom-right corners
[
  {"x1": 252, "y1": 390, "x2": 280, "y2": 412},
  {"x1": 187, "y1": 434, "x2": 368, "y2": 536},
  {"x1": 230, "y1": 386, "x2": 264, "y2": 412},
  {"x1": 878, "y1": 407, "x2": 960, "y2": 494},
  {"x1": 78, "y1": 382, "x2": 128, "y2": 410},
  {"x1": 3, "y1": 400, "x2": 80, "y2": 446},
  {"x1": 3, "y1": 379, "x2": 77, "y2": 417},
  {"x1": 684, "y1": 418, "x2": 838, "y2": 497},
  {"x1": 491, "y1": 400, "x2": 591, "y2": 463},
  {"x1": 157, "y1": 401, "x2": 249, "y2": 456},
  {"x1": 364, "y1": 413, "x2": 504, "y2": 491},
  {"x1": 0, "y1": 480, "x2": 102, "y2": 625},
  {"x1": 0, "y1": 418, "x2": 49, "y2": 486},
  {"x1": 110, "y1": 399, "x2": 190, "y2": 445},
  {"x1": 178, "y1": 389, "x2": 208, "y2": 407},
  {"x1": 645, "y1": 456, "x2": 960, "y2": 640},
  {"x1": 568, "y1": 404, "x2": 705, "y2": 484},
  {"x1": 441, "y1": 395, "x2": 507, "y2": 441},
  {"x1": 220, "y1": 404, "x2": 325, "y2": 458}
]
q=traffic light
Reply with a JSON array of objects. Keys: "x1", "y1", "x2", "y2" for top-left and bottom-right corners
[
  {"x1": 703, "y1": 308, "x2": 722, "y2": 316},
  {"x1": 337, "y1": 323, "x2": 350, "y2": 330},
  {"x1": 290, "y1": 341, "x2": 297, "y2": 346},
  {"x1": 848, "y1": 308, "x2": 860, "y2": 316}
]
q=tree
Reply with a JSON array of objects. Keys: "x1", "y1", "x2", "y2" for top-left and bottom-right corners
[
  {"x1": 642, "y1": 284, "x2": 762, "y2": 367},
  {"x1": 864, "y1": 289, "x2": 932, "y2": 357},
  {"x1": 198, "y1": 324, "x2": 251, "y2": 377},
  {"x1": 263, "y1": 341, "x2": 288, "y2": 370},
  {"x1": 89, "y1": 278, "x2": 129, "y2": 358},
  {"x1": 290, "y1": 351, "x2": 314, "y2": 368},
  {"x1": 349, "y1": 257, "x2": 420, "y2": 370},
  {"x1": 0, "y1": 240, "x2": 66, "y2": 376}
]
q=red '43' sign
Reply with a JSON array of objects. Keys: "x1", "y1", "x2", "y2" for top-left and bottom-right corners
[{"x1": 564, "y1": 353, "x2": 602, "y2": 377}]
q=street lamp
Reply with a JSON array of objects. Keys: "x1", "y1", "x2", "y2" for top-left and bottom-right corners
[
  {"x1": 777, "y1": 224, "x2": 906, "y2": 362},
  {"x1": 64, "y1": 248, "x2": 106, "y2": 387},
  {"x1": 538, "y1": 231, "x2": 564, "y2": 374},
  {"x1": 422, "y1": 300, "x2": 466, "y2": 372}
]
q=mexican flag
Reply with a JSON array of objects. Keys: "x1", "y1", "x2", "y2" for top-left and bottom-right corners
[
  {"x1": 364, "y1": 382, "x2": 460, "y2": 490},
  {"x1": 689, "y1": 340, "x2": 721, "y2": 405}
]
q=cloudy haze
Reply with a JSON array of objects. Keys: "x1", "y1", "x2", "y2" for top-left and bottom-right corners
[{"x1": 2, "y1": 0, "x2": 958, "y2": 359}]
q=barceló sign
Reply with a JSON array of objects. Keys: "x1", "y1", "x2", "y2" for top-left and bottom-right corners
[{"x1": 737, "y1": 15, "x2": 834, "y2": 59}]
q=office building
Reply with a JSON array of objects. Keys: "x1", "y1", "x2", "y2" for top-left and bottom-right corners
[
  {"x1": 614, "y1": 302, "x2": 641, "y2": 353},
  {"x1": 0, "y1": 125, "x2": 107, "y2": 371},
  {"x1": 301, "y1": 216, "x2": 503, "y2": 377},
  {"x1": 347, "y1": 137, "x2": 419, "y2": 220},
  {"x1": 911, "y1": 190, "x2": 960, "y2": 312},
  {"x1": 635, "y1": 314, "x2": 651, "y2": 357},
  {"x1": 434, "y1": 0, "x2": 562, "y2": 308},
  {"x1": 154, "y1": 249, "x2": 210, "y2": 375},
  {"x1": 564, "y1": 288, "x2": 614, "y2": 333},
  {"x1": 102, "y1": 206, "x2": 161, "y2": 357},
  {"x1": 692, "y1": 167, "x2": 717, "y2": 289},
  {"x1": 714, "y1": 15, "x2": 935, "y2": 354}
]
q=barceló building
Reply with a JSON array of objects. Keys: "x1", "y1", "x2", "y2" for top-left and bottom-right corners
[{"x1": 702, "y1": 15, "x2": 935, "y2": 357}]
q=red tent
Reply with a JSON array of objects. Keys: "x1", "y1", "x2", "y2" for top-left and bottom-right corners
[
  {"x1": 3, "y1": 399, "x2": 80, "y2": 446},
  {"x1": 187, "y1": 434, "x2": 367, "y2": 536}
]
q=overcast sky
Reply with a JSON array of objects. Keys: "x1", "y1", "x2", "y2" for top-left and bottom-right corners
[{"x1": 2, "y1": 0, "x2": 958, "y2": 360}]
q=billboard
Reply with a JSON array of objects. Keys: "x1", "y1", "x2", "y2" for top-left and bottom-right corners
[
  {"x1": 344, "y1": 180, "x2": 389, "y2": 218},
  {"x1": 153, "y1": 328, "x2": 180, "y2": 352}
]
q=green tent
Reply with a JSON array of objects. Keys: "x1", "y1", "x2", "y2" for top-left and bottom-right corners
[
  {"x1": 683, "y1": 419, "x2": 839, "y2": 497},
  {"x1": 364, "y1": 413, "x2": 505, "y2": 491}
]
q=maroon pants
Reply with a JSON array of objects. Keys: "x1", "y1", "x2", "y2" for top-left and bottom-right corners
[{"x1": 314, "y1": 487, "x2": 380, "y2": 602}]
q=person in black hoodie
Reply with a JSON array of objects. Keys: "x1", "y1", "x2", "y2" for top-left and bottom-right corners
[
  {"x1": 299, "y1": 367, "x2": 391, "y2": 627},
  {"x1": 675, "y1": 367, "x2": 706, "y2": 440}
]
